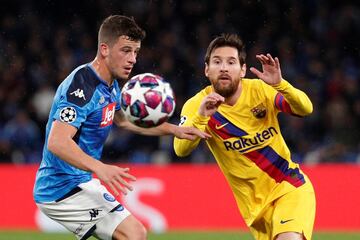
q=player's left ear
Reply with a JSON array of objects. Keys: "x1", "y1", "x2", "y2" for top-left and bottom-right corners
[
  {"x1": 205, "y1": 63, "x2": 209, "y2": 77},
  {"x1": 240, "y1": 63, "x2": 246, "y2": 78},
  {"x1": 99, "y1": 43, "x2": 110, "y2": 57}
]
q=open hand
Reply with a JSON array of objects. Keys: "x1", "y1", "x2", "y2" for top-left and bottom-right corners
[
  {"x1": 95, "y1": 163, "x2": 136, "y2": 196},
  {"x1": 250, "y1": 53, "x2": 282, "y2": 85}
]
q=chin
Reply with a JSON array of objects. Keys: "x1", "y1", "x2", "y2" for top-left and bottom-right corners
[
  {"x1": 216, "y1": 87, "x2": 237, "y2": 98},
  {"x1": 116, "y1": 73, "x2": 129, "y2": 80}
]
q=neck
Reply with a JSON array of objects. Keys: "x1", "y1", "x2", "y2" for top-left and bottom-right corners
[
  {"x1": 224, "y1": 81, "x2": 242, "y2": 106},
  {"x1": 91, "y1": 56, "x2": 113, "y2": 86}
]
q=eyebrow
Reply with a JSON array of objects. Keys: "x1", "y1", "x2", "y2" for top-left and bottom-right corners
[
  {"x1": 120, "y1": 46, "x2": 141, "y2": 51},
  {"x1": 212, "y1": 55, "x2": 238, "y2": 60}
]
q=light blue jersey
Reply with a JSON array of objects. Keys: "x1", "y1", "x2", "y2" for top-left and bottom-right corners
[{"x1": 34, "y1": 64, "x2": 121, "y2": 203}]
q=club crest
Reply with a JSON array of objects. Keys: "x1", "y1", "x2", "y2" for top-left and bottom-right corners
[{"x1": 251, "y1": 103, "x2": 267, "y2": 119}]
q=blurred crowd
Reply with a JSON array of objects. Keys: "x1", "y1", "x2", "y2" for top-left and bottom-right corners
[{"x1": 0, "y1": 0, "x2": 359, "y2": 164}]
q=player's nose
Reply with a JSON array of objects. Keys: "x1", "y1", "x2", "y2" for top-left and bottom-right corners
[
  {"x1": 220, "y1": 62, "x2": 228, "y2": 72},
  {"x1": 128, "y1": 51, "x2": 137, "y2": 64}
]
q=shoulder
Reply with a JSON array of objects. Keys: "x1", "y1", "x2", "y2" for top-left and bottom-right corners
[
  {"x1": 243, "y1": 78, "x2": 274, "y2": 93},
  {"x1": 242, "y1": 78, "x2": 264, "y2": 88},
  {"x1": 64, "y1": 65, "x2": 100, "y2": 107},
  {"x1": 183, "y1": 86, "x2": 211, "y2": 108}
]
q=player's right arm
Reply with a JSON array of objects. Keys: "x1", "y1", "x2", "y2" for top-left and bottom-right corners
[
  {"x1": 174, "y1": 93, "x2": 223, "y2": 157},
  {"x1": 48, "y1": 120, "x2": 136, "y2": 196}
]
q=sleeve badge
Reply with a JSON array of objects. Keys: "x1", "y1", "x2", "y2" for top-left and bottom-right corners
[{"x1": 60, "y1": 107, "x2": 77, "y2": 123}]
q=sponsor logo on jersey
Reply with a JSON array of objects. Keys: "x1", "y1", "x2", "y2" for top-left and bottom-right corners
[
  {"x1": 70, "y1": 88, "x2": 86, "y2": 100},
  {"x1": 59, "y1": 106, "x2": 77, "y2": 123},
  {"x1": 215, "y1": 122, "x2": 229, "y2": 130},
  {"x1": 280, "y1": 219, "x2": 294, "y2": 224},
  {"x1": 100, "y1": 103, "x2": 116, "y2": 127},
  {"x1": 251, "y1": 103, "x2": 267, "y2": 118},
  {"x1": 103, "y1": 192, "x2": 116, "y2": 202},
  {"x1": 223, "y1": 127, "x2": 278, "y2": 153},
  {"x1": 208, "y1": 112, "x2": 248, "y2": 139}
]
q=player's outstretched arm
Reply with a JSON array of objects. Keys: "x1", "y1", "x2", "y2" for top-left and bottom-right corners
[
  {"x1": 250, "y1": 53, "x2": 312, "y2": 116},
  {"x1": 114, "y1": 111, "x2": 210, "y2": 140},
  {"x1": 48, "y1": 120, "x2": 136, "y2": 196},
  {"x1": 174, "y1": 94, "x2": 223, "y2": 157}
]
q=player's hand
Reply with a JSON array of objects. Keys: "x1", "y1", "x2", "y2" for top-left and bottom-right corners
[
  {"x1": 94, "y1": 163, "x2": 136, "y2": 196},
  {"x1": 250, "y1": 53, "x2": 283, "y2": 85},
  {"x1": 173, "y1": 126, "x2": 211, "y2": 140},
  {"x1": 199, "y1": 92, "x2": 225, "y2": 117}
]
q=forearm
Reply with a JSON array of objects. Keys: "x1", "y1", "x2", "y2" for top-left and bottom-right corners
[
  {"x1": 114, "y1": 110, "x2": 176, "y2": 136},
  {"x1": 117, "y1": 119, "x2": 175, "y2": 136},
  {"x1": 174, "y1": 137, "x2": 201, "y2": 157},
  {"x1": 174, "y1": 112, "x2": 209, "y2": 157},
  {"x1": 273, "y1": 79, "x2": 313, "y2": 116},
  {"x1": 48, "y1": 137, "x2": 101, "y2": 172}
]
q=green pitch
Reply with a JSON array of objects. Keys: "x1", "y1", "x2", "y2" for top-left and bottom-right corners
[{"x1": 0, "y1": 231, "x2": 359, "y2": 240}]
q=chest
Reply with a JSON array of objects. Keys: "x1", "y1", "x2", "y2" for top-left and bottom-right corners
[
  {"x1": 206, "y1": 88, "x2": 278, "y2": 139},
  {"x1": 86, "y1": 86, "x2": 119, "y2": 128}
]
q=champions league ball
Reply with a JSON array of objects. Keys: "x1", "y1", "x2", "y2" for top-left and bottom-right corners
[{"x1": 120, "y1": 73, "x2": 176, "y2": 128}]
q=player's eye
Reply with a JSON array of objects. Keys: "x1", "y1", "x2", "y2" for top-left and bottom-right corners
[
  {"x1": 228, "y1": 59, "x2": 237, "y2": 65},
  {"x1": 212, "y1": 59, "x2": 221, "y2": 65},
  {"x1": 120, "y1": 47, "x2": 133, "y2": 53}
]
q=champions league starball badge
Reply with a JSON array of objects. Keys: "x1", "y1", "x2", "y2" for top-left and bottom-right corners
[{"x1": 60, "y1": 106, "x2": 77, "y2": 123}]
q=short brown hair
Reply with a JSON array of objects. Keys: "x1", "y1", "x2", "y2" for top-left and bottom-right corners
[
  {"x1": 98, "y1": 15, "x2": 146, "y2": 47},
  {"x1": 204, "y1": 33, "x2": 246, "y2": 65}
]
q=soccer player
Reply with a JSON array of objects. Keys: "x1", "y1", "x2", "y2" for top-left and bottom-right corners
[
  {"x1": 33, "y1": 15, "x2": 209, "y2": 240},
  {"x1": 174, "y1": 33, "x2": 315, "y2": 240}
]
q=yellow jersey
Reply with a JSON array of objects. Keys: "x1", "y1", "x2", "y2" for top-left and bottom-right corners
[{"x1": 174, "y1": 78, "x2": 313, "y2": 226}]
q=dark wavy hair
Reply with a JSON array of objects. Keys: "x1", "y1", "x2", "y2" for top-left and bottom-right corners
[
  {"x1": 204, "y1": 33, "x2": 246, "y2": 65},
  {"x1": 98, "y1": 15, "x2": 146, "y2": 46}
]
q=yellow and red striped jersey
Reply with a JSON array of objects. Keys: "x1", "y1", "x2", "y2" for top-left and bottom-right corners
[{"x1": 174, "y1": 78, "x2": 313, "y2": 226}]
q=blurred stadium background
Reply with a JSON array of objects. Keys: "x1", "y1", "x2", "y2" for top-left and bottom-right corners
[{"x1": 0, "y1": 0, "x2": 359, "y2": 239}]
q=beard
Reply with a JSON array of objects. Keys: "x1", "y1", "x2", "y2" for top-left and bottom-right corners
[
  {"x1": 213, "y1": 78, "x2": 239, "y2": 98},
  {"x1": 110, "y1": 67, "x2": 129, "y2": 82}
]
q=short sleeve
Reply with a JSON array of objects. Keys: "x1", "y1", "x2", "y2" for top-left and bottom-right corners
[{"x1": 53, "y1": 94, "x2": 91, "y2": 129}]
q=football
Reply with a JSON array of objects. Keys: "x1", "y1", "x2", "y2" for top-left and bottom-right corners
[{"x1": 120, "y1": 73, "x2": 176, "y2": 128}]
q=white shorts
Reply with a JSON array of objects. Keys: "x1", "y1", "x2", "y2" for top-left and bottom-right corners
[{"x1": 37, "y1": 179, "x2": 131, "y2": 240}]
